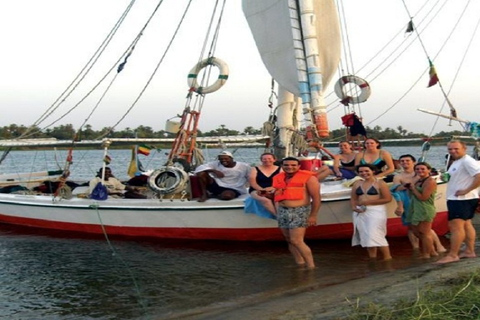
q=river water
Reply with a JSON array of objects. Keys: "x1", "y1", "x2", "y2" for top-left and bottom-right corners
[{"x1": 0, "y1": 145, "x2": 471, "y2": 319}]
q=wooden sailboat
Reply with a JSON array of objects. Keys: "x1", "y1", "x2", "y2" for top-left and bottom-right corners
[{"x1": 2, "y1": 0, "x2": 476, "y2": 240}]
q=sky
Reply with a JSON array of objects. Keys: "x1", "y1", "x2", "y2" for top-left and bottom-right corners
[{"x1": 0, "y1": 0, "x2": 479, "y2": 136}]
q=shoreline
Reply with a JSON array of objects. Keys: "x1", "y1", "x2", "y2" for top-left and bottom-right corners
[
  {"x1": 170, "y1": 216, "x2": 480, "y2": 320},
  {"x1": 173, "y1": 251, "x2": 480, "y2": 320}
]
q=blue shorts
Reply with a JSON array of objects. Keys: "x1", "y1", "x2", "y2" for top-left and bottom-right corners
[
  {"x1": 447, "y1": 199, "x2": 478, "y2": 221},
  {"x1": 328, "y1": 166, "x2": 356, "y2": 179}
]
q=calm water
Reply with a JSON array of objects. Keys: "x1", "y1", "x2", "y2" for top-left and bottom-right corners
[
  {"x1": 0, "y1": 225, "x2": 445, "y2": 320},
  {"x1": 0, "y1": 145, "x2": 464, "y2": 319},
  {"x1": 0, "y1": 144, "x2": 468, "y2": 181}
]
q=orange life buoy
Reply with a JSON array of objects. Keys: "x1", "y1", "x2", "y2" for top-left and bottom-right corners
[{"x1": 334, "y1": 75, "x2": 371, "y2": 105}]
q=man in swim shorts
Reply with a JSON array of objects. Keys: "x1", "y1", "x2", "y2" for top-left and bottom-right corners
[
  {"x1": 436, "y1": 140, "x2": 480, "y2": 264},
  {"x1": 273, "y1": 157, "x2": 321, "y2": 269}
]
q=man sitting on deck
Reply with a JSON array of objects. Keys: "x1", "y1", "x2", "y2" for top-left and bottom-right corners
[
  {"x1": 194, "y1": 151, "x2": 251, "y2": 202},
  {"x1": 89, "y1": 167, "x2": 143, "y2": 199}
]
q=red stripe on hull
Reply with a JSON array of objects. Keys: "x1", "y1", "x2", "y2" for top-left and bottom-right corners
[{"x1": 0, "y1": 211, "x2": 449, "y2": 241}]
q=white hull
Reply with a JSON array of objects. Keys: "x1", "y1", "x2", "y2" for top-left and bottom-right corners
[{"x1": 0, "y1": 181, "x2": 449, "y2": 241}]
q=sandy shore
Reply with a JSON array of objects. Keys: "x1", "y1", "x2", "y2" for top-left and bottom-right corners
[
  {"x1": 172, "y1": 216, "x2": 480, "y2": 320},
  {"x1": 176, "y1": 251, "x2": 479, "y2": 320}
]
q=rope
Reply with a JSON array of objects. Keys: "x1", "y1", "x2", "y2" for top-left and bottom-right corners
[
  {"x1": 401, "y1": 0, "x2": 474, "y2": 127},
  {"x1": 330, "y1": 0, "x2": 446, "y2": 118},
  {"x1": 192, "y1": 147, "x2": 205, "y2": 167},
  {"x1": 19, "y1": 0, "x2": 138, "y2": 139},
  {"x1": 366, "y1": 0, "x2": 473, "y2": 129},
  {"x1": 90, "y1": 204, "x2": 149, "y2": 316},
  {"x1": 101, "y1": 0, "x2": 194, "y2": 138}
]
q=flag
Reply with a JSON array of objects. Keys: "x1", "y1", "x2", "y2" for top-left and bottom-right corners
[
  {"x1": 427, "y1": 61, "x2": 439, "y2": 87},
  {"x1": 137, "y1": 144, "x2": 153, "y2": 156},
  {"x1": 405, "y1": 20, "x2": 414, "y2": 33},
  {"x1": 127, "y1": 148, "x2": 138, "y2": 178},
  {"x1": 127, "y1": 147, "x2": 145, "y2": 178},
  {"x1": 104, "y1": 155, "x2": 111, "y2": 164}
]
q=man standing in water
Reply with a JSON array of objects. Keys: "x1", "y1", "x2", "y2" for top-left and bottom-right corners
[
  {"x1": 273, "y1": 157, "x2": 321, "y2": 269},
  {"x1": 437, "y1": 140, "x2": 480, "y2": 264}
]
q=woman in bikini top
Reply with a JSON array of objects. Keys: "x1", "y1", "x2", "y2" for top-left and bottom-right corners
[
  {"x1": 355, "y1": 184, "x2": 379, "y2": 195},
  {"x1": 354, "y1": 138, "x2": 395, "y2": 178},
  {"x1": 316, "y1": 141, "x2": 357, "y2": 180}
]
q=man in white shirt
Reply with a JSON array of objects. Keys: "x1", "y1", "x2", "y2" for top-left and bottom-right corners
[
  {"x1": 194, "y1": 151, "x2": 251, "y2": 202},
  {"x1": 436, "y1": 140, "x2": 480, "y2": 264}
]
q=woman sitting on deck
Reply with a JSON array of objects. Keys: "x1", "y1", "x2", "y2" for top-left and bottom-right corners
[
  {"x1": 354, "y1": 138, "x2": 395, "y2": 179},
  {"x1": 244, "y1": 152, "x2": 281, "y2": 218},
  {"x1": 316, "y1": 141, "x2": 357, "y2": 181}
]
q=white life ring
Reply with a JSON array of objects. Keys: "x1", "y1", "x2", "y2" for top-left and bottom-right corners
[
  {"x1": 148, "y1": 166, "x2": 188, "y2": 195},
  {"x1": 187, "y1": 57, "x2": 229, "y2": 94},
  {"x1": 334, "y1": 75, "x2": 371, "y2": 104}
]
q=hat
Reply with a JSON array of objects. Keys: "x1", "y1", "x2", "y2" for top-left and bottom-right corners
[{"x1": 218, "y1": 151, "x2": 234, "y2": 158}]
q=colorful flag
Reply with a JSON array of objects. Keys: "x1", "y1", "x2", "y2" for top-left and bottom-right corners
[
  {"x1": 137, "y1": 144, "x2": 153, "y2": 156},
  {"x1": 427, "y1": 61, "x2": 439, "y2": 87},
  {"x1": 104, "y1": 155, "x2": 111, "y2": 164}
]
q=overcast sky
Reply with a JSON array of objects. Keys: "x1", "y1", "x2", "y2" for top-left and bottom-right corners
[{"x1": 0, "y1": 0, "x2": 479, "y2": 136}]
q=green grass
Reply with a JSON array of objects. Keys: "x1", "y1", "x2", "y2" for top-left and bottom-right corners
[{"x1": 344, "y1": 269, "x2": 480, "y2": 320}]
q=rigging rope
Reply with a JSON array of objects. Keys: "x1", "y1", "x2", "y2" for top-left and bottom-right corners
[
  {"x1": 328, "y1": 0, "x2": 445, "y2": 115},
  {"x1": 20, "y1": 0, "x2": 138, "y2": 139},
  {"x1": 100, "y1": 0, "x2": 194, "y2": 138}
]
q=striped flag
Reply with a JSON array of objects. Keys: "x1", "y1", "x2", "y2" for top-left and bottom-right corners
[
  {"x1": 137, "y1": 144, "x2": 153, "y2": 156},
  {"x1": 104, "y1": 155, "x2": 111, "y2": 164},
  {"x1": 427, "y1": 61, "x2": 439, "y2": 87}
]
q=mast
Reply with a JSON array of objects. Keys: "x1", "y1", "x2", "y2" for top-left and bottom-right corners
[{"x1": 296, "y1": 0, "x2": 329, "y2": 139}]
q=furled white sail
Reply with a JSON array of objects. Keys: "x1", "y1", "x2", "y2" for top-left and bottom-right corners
[{"x1": 242, "y1": 0, "x2": 341, "y2": 97}]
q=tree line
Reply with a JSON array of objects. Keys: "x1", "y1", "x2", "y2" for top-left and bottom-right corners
[{"x1": 0, "y1": 123, "x2": 465, "y2": 142}]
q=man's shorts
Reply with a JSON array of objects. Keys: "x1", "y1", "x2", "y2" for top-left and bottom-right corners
[
  {"x1": 447, "y1": 199, "x2": 478, "y2": 221},
  {"x1": 277, "y1": 205, "x2": 311, "y2": 229}
]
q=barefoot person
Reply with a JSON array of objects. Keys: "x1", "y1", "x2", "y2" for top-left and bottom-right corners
[
  {"x1": 405, "y1": 162, "x2": 438, "y2": 258},
  {"x1": 350, "y1": 164, "x2": 392, "y2": 260},
  {"x1": 194, "y1": 151, "x2": 251, "y2": 202},
  {"x1": 273, "y1": 157, "x2": 321, "y2": 269},
  {"x1": 391, "y1": 155, "x2": 446, "y2": 253},
  {"x1": 437, "y1": 140, "x2": 480, "y2": 264}
]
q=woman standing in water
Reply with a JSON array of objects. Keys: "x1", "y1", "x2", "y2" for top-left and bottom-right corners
[
  {"x1": 404, "y1": 162, "x2": 438, "y2": 258},
  {"x1": 350, "y1": 164, "x2": 392, "y2": 260},
  {"x1": 354, "y1": 138, "x2": 395, "y2": 178}
]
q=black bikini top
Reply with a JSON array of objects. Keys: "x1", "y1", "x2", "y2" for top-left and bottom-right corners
[{"x1": 355, "y1": 185, "x2": 379, "y2": 196}]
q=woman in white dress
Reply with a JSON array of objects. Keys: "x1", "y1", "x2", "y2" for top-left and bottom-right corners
[{"x1": 350, "y1": 163, "x2": 393, "y2": 260}]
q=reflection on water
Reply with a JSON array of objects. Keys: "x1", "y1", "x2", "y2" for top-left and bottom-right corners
[{"x1": 0, "y1": 224, "x2": 445, "y2": 319}]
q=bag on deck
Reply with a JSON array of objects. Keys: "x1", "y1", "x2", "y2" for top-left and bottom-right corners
[{"x1": 90, "y1": 182, "x2": 108, "y2": 200}]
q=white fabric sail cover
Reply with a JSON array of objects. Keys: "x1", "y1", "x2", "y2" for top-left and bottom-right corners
[{"x1": 242, "y1": 0, "x2": 341, "y2": 96}]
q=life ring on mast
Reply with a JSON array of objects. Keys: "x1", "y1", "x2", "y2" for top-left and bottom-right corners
[
  {"x1": 334, "y1": 75, "x2": 371, "y2": 104},
  {"x1": 148, "y1": 166, "x2": 188, "y2": 195},
  {"x1": 187, "y1": 57, "x2": 229, "y2": 94}
]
